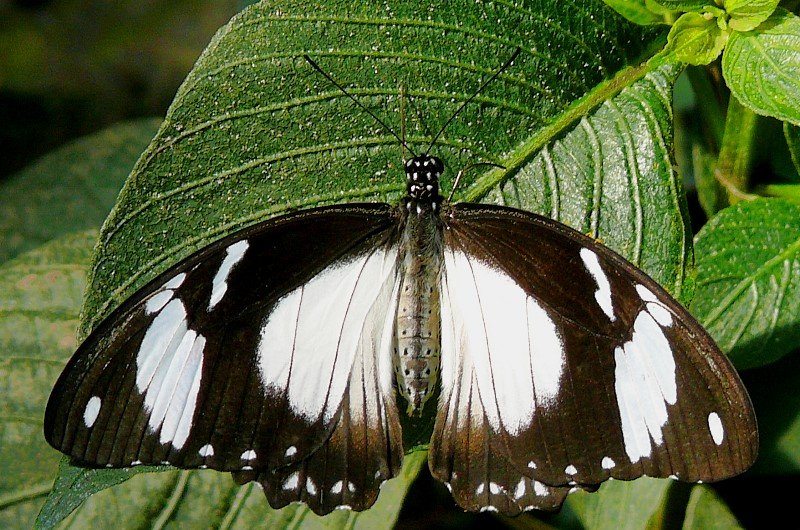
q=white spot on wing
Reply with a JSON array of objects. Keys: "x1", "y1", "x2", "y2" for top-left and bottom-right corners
[
  {"x1": 199, "y1": 444, "x2": 214, "y2": 457},
  {"x1": 514, "y1": 478, "x2": 526, "y2": 500},
  {"x1": 306, "y1": 477, "x2": 317, "y2": 496},
  {"x1": 646, "y1": 302, "x2": 673, "y2": 327},
  {"x1": 241, "y1": 449, "x2": 256, "y2": 460},
  {"x1": 146, "y1": 273, "x2": 186, "y2": 315},
  {"x1": 83, "y1": 396, "x2": 101, "y2": 427},
  {"x1": 614, "y1": 309, "x2": 677, "y2": 462},
  {"x1": 283, "y1": 471, "x2": 300, "y2": 490},
  {"x1": 331, "y1": 480, "x2": 343, "y2": 494},
  {"x1": 528, "y1": 461, "x2": 537, "y2": 469},
  {"x1": 285, "y1": 446, "x2": 297, "y2": 458},
  {"x1": 163, "y1": 273, "x2": 186, "y2": 290},
  {"x1": 475, "y1": 483, "x2": 485, "y2": 495},
  {"x1": 602, "y1": 456, "x2": 616, "y2": 469},
  {"x1": 533, "y1": 481, "x2": 548, "y2": 496},
  {"x1": 635, "y1": 284, "x2": 659, "y2": 304},
  {"x1": 580, "y1": 248, "x2": 615, "y2": 321},
  {"x1": 708, "y1": 412, "x2": 724, "y2": 445},
  {"x1": 565, "y1": 464, "x2": 577, "y2": 475},
  {"x1": 208, "y1": 240, "x2": 249, "y2": 310},
  {"x1": 347, "y1": 481, "x2": 356, "y2": 493},
  {"x1": 146, "y1": 291, "x2": 174, "y2": 315},
  {"x1": 489, "y1": 482, "x2": 501, "y2": 494},
  {"x1": 637, "y1": 284, "x2": 673, "y2": 326}
]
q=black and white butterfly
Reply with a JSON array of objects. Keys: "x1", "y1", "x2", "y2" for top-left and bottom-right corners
[{"x1": 45, "y1": 53, "x2": 757, "y2": 516}]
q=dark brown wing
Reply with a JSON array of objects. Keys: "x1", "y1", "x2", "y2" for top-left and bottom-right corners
[
  {"x1": 45, "y1": 204, "x2": 405, "y2": 515},
  {"x1": 428, "y1": 203, "x2": 757, "y2": 514}
]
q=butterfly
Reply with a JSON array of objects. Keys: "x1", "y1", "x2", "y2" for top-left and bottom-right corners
[{"x1": 45, "y1": 51, "x2": 758, "y2": 516}]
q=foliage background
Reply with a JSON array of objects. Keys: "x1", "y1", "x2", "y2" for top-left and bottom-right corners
[{"x1": 1, "y1": 0, "x2": 799, "y2": 528}]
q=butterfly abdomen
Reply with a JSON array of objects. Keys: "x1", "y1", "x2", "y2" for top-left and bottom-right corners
[{"x1": 395, "y1": 203, "x2": 443, "y2": 414}]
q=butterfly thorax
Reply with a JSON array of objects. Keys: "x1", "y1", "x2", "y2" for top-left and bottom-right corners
[{"x1": 395, "y1": 155, "x2": 444, "y2": 414}]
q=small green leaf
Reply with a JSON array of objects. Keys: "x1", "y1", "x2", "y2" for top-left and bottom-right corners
[
  {"x1": 722, "y1": 8, "x2": 800, "y2": 126},
  {"x1": 785, "y1": 122, "x2": 800, "y2": 174},
  {"x1": 682, "y1": 485, "x2": 744, "y2": 529},
  {"x1": 0, "y1": 231, "x2": 96, "y2": 529},
  {"x1": 723, "y1": 0, "x2": 780, "y2": 32},
  {"x1": 603, "y1": 0, "x2": 665, "y2": 25},
  {"x1": 651, "y1": 0, "x2": 713, "y2": 13},
  {"x1": 666, "y1": 12, "x2": 729, "y2": 65},
  {"x1": 0, "y1": 118, "x2": 161, "y2": 264},
  {"x1": 692, "y1": 198, "x2": 800, "y2": 368},
  {"x1": 567, "y1": 477, "x2": 671, "y2": 529}
]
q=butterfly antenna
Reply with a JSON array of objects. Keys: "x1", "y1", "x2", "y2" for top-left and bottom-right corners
[
  {"x1": 425, "y1": 47, "x2": 522, "y2": 155},
  {"x1": 304, "y1": 55, "x2": 416, "y2": 157},
  {"x1": 400, "y1": 84, "x2": 408, "y2": 161},
  {"x1": 448, "y1": 162, "x2": 505, "y2": 202}
]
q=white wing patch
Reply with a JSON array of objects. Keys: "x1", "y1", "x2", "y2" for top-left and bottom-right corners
[
  {"x1": 135, "y1": 298, "x2": 206, "y2": 450},
  {"x1": 208, "y1": 240, "x2": 249, "y2": 310},
  {"x1": 708, "y1": 412, "x2": 724, "y2": 445},
  {"x1": 440, "y1": 249, "x2": 565, "y2": 435},
  {"x1": 580, "y1": 248, "x2": 616, "y2": 321},
  {"x1": 614, "y1": 305, "x2": 677, "y2": 463},
  {"x1": 83, "y1": 396, "x2": 101, "y2": 427},
  {"x1": 256, "y1": 247, "x2": 400, "y2": 421}
]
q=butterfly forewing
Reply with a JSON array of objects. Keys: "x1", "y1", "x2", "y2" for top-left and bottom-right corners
[
  {"x1": 428, "y1": 203, "x2": 757, "y2": 511},
  {"x1": 45, "y1": 205, "x2": 406, "y2": 514}
]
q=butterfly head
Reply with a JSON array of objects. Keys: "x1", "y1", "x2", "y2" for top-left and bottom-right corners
[{"x1": 404, "y1": 155, "x2": 444, "y2": 207}]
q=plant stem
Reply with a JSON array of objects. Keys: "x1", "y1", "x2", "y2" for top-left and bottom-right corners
[
  {"x1": 716, "y1": 96, "x2": 758, "y2": 204},
  {"x1": 757, "y1": 183, "x2": 800, "y2": 202}
]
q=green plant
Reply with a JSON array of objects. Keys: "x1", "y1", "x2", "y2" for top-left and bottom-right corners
[{"x1": 2, "y1": 0, "x2": 799, "y2": 528}]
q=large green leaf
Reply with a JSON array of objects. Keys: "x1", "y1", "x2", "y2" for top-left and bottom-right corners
[
  {"x1": 46, "y1": 0, "x2": 700, "y2": 525},
  {"x1": 0, "y1": 231, "x2": 96, "y2": 529},
  {"x1": 82, "y1": 0, "x2": 671, "y2": 335},
  {"x1": 0, "y1": 118, "x2": 161, "y2": 264},
  {"x1": 692, "y1": 198, "x2": 800, "y2": 369}
]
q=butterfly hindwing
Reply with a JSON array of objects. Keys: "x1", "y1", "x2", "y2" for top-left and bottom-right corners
[
  {"x1": 45, "y1": 204, "x2": 405, "y2": 514},
  {"x1": 429, "y1": 203, "x2": 757, "y2": 511}
]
